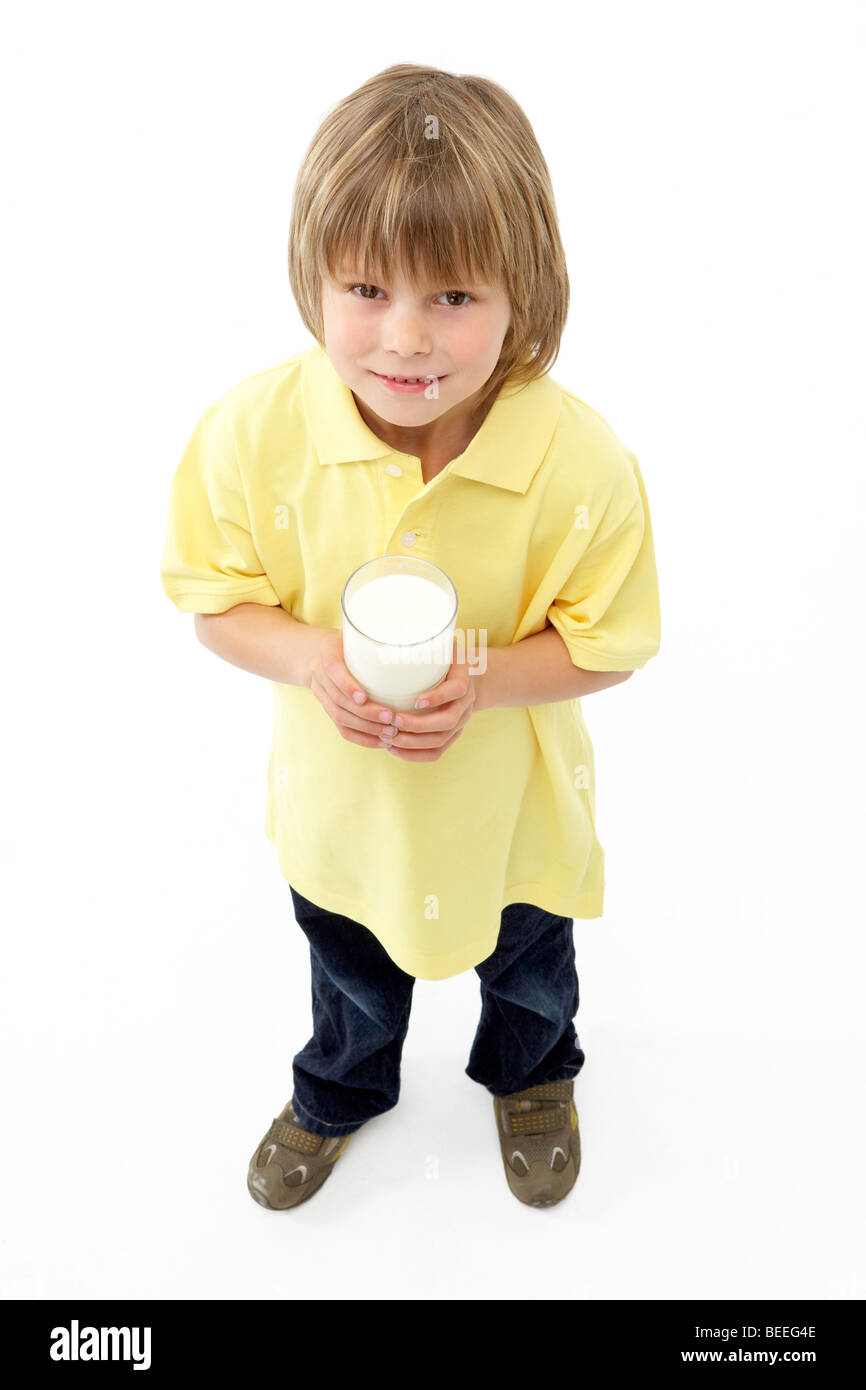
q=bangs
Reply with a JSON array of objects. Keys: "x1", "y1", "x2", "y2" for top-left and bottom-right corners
[{"x1": 318, "y1": 163, "x2": 506, "y2": 295}]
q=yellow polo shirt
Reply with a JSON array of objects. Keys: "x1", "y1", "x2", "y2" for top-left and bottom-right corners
[{"x1": 160, "y1": 341, "x2": 661, "y2": 980}]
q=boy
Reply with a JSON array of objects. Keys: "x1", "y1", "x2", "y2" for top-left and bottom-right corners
[{"x1": 160, "y1": 63, "x2": 661, "y2": 1210}]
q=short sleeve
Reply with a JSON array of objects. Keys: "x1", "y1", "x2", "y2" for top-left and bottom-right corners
[
  {"x1": 546, "y1": 455, "x2": 661, "y2": 671},
  {"x1": 160, "y1": 402, "x2": 282, "y2": 615}
]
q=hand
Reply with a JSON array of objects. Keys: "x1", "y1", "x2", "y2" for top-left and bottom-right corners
[
  {"x1": 306, "y1": 629, "x2": 406, "y2": 750},
  {"x1": 380, "y1": 638, "x2": 484, "y2": 763}
]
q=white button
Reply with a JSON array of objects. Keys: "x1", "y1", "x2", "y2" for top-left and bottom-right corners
[
  {"x1": 401, "y1": 531, "x2": 417, "y2": 547},
  {"x1": 386, "y1": 463, "x2": 402, "y2": 477}
]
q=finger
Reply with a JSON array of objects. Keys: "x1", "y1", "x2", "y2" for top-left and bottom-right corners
[
  {"x1": 317, "y1": 635, "x2": 399, "y2": 724},
  {"x1": 387, "y1": 723, "x2": 466, "y2": 762},
  {"x1": 389, "y1": 691, "x2": 473, "y2": 738},
  {"x1": 386, "y1": 701, "x2": 472, "y2": 750},
  {"x1": 311, "y1": 673, "x2": 399, "y2": 745},
  {"x1": 315, "y1": 663, "x2": 398, "y2": 731},
  {"x1": 409, "y1": 674, "x2": 470, "y2": 714}
]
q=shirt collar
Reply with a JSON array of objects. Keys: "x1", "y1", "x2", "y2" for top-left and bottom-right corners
[{"x1": 301, "y1": 340, "x2": 562, "y2": 495}]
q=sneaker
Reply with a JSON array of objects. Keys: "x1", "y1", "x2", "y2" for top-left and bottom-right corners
[
  {"x1": 247, "y1": 1100, "x2": 354, "y2": 1210},
  {"x1": 493, "y1": 1080, "x2": 581, "y2": 1207}
]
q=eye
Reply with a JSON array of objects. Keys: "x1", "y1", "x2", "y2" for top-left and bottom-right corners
[
  {"x1": 349, "y1": 283, "x2": 385, "y2": 300},
  {"x1": 347, "y1": 282, "x2": 474, "y2": 307},
  {"x1": 437, "y1": 290, "x2": 473, "y2": 307}
]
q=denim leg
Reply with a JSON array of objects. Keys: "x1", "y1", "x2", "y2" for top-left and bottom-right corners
[
  {"x1": 288, "y1": 886, "x2": 416, "y2": 1137},
  {"x1": 465, "y1": 903, "x2": 586, "y2": 1098}
]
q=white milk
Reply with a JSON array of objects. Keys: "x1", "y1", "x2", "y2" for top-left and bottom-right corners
[{"x1": 343, "y1": 573, "x2": 455, "y2": 710}]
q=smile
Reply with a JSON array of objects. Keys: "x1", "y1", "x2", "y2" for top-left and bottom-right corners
[{"x1": 370, "y1": 371, "x2": 446, "y2": 393}]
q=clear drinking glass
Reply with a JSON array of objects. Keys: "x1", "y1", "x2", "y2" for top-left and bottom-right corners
[{"x1": 341, "y1": 555, "x2": 459, "y2": 712}]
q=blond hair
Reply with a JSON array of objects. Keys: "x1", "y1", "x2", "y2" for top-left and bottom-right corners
[{"x1": 288, "y1": 64, "x2": 569, "y2": 412}]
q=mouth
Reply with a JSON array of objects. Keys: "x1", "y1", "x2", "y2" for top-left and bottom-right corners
[{"x1": 369, "y1": 370, "x2": 447, "y2": 392}]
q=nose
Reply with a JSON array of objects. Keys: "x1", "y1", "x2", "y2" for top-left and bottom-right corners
[{"x1": 382, "y1": 301, "x2": 431, "y2": 359}]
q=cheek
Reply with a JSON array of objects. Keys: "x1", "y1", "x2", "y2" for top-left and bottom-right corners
[
  {"x1": 325, "y1": 305, "x2": 368, "y2": 357},
  {"x1": 452, "y1": 318, "x2": 506, "y2": 369},
  {"x1": 341, "y1": 307, "x2": 374, "y2": 352}
]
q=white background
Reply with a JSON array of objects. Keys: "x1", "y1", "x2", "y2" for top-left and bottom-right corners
[{"x1": 1, "y1": 0, "x2": 864, "y2": 1301}]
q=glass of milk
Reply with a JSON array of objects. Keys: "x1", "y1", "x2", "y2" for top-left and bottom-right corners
[{"x1": 341, "y1": 556, "x2": 459, "y2": 712}]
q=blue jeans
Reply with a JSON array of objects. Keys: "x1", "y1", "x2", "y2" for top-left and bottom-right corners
[{"x1": 288, "y1": 886, "x2": 586, "y2": 1138}]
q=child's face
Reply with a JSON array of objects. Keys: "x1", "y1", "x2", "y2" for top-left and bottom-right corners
[{"x1": 320, "y1": 259, "x2": 512, "y2": 443}]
